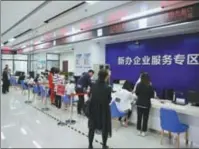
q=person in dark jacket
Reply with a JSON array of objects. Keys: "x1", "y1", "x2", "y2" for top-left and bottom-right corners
[
  {"x1": 2, "y1": 67, "x2": 9, "y2": 94},
  {"x1": 88, "y1": 70, "x2": 112, "y2": 149},
  {"x1": 18, "y1": 72, "x2": 25, "y2": 84},
  {"x1": 135, "y1": 73, "x2": 154, "y2": 137},
  {"x1": 76, "y1": 69, "x2": 94, "y2": 115}
]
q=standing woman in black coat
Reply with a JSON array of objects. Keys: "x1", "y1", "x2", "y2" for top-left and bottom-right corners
[
  {"x1": 2, "y1": 68, "x2": 9, "y2": 94},
  {"x1": 88, "y1": 70, "x2": 112, "y2": 149},
  {"x1": 135, "y1": 73, "x2": 154, "y2": 137}
]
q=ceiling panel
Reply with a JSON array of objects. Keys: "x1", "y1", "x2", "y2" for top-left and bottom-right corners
[
  {"x1": 1, "y1": 1, "x2": 83, "y2": 43},
  {"x1": 10, "y1": 1, "x2": 131, "y2": 47},
  {"x1": 1, "y1": 1, "x2": 44, "y2": 34},
  {"x1": 4, "y1": 1, "x2": 197, "y2": 49},
  {"x1": 29, "y1": 21, "x2": 199, "y2": 54},
  {"x1": 97, "y1": 21, "x2": 199, "y2": 44}
]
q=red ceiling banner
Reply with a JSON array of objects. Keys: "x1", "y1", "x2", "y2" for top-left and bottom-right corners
[{"x1": 161, "y1": 1, "x2": 183, "y2": 8}]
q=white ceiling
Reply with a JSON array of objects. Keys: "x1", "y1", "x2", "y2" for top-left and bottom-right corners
[
  {"x1": 36, "y1": 20, "x2": 199, "y2": 54},
  {"x1": 1, "y1": 1, "x2": 44, "y2": 35},
  {"x1": 1, "y1": 1, "x2": 198, "y2": 49},
  {"x1": 1, "y1": 1, "x2": 131, "y2": 46}
]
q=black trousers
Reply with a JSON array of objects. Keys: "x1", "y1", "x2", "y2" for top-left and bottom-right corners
[
  {"x1": 137, "y1": 107, "x2": 150, "y2": 132},
  {"x1": 2, "y1": 81, "x2": 9, "y2": 94},
  {"x1": 55, "y1": 95, "x2": 62, "y2": 109},
  {"x1": 7, "y1": 81, "x2": 10, "y2": 92},
  {"x1": 88, "y1": 128, "x2": 108, "y2": 148},
  {"x1": 76, "y1": 88, "x2": 85, "y2": 114},
  {"x1": 118, "y1": 109, "x2": 132, "y2": 122}
]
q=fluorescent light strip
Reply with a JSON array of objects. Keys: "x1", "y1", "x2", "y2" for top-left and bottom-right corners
[
  {"x1": 121, "y1": 7, "x2": 162, "y2": 21},
  {"x1": 86, "y1": 1, "x2": 99, "y2": 4},
  {"x1": 32, "y1": 140, "x2": 42, "y2": 148},
  {"x1": 1, "y1": 132, "x2": 5, "y2": 140},
  {"x1": 20, "y1": 128, "x2": 27, "y2": 135}
]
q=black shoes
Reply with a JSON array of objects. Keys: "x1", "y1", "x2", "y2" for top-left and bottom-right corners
[
  {"x1": 88, "y1": 145, "x2": 93, "y2": 149},
  {"x1": 102, "y1": 145, "x2": 108, "y2": 149}
]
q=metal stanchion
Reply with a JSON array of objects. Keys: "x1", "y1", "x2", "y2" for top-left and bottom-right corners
[
  {"x1": 65, "y1": 94, "x2": 76, "y2": 125},
  {"x1": 41, "y1": 85, "x2": 49, "y2": 111},
  {"x1": 25, "y1": 84, "x2": 32, "y2": 104},
  {"x1": 65, "y1": 93, "x2": 87, "y2": 125}
]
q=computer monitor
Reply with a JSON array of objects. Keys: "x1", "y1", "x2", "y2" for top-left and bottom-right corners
[
  {"x1": 162, "y1": 89, "x2": 174, "y2": 101},
  {"x1": 187, "y1": 91, "x2": 199, "y2": 106}
]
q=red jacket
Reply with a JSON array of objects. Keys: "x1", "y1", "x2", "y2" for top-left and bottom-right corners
[{"x1": 48, "y1": 73, "x2": 54, "y2": 89}]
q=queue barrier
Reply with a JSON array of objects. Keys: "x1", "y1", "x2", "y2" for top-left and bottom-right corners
[
  {"x1": 38, "y1": 83, "x2": 50, "y2": 111},
  {"x1": 58, "y1": 92, "x2": 88, "y2": 126}
]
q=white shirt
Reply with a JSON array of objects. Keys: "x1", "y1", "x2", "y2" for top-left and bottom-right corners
[
  {"x1": 65, "y1": 83, "x2": 76, "y2": 95},
  {"x1": 26, "y1": 78, "x2": 34, "y2": 84},
  {"x1": 112, "y1": 89, "x2": 137, "y2": 112},
  {"x1": 133, "y1": 77, "x2": 141, "y2": 92}
]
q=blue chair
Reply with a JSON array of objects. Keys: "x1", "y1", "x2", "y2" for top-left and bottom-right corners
[
  {"x1": 39, "y1": 85, "x2": 49, "y2": 99},
  {"x1": 20, "y1": 80, "x2": 28, "y2": 94},
  {"x1": 110, "y1": 101, "x2": 126, "y2": 118},
  {"x1": 62, "y1": 95, "x2": 70, "y2": 104},
  {"x1": 160, "y1": 108, "x2": 189, "y2": 148},
  {"x1": 110, "y1": 101, "x2": 126, "y2": 130},
  {"x1": 32, "y1": 85, "x2": 39, "y2": 99},
  {"x1": 62, "y1": 95, "x2": 78, "y2": 104}
]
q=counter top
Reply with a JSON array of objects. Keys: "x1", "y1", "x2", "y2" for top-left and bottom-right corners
[{"x1": 151, "y1": 99, "x2": 199, "y2": 117}]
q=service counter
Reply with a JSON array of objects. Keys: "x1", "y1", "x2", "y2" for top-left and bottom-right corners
[{"x1": 130, "y1": 99, "x2": 199, "y2": 147}]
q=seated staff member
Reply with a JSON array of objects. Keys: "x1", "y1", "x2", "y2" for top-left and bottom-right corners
[
  {"x1": 135, "y1": 73, "x2": 154, "y2": 137},
  {"x1": 76, "y1": 70, "x2": 94, "y2": 115},
  {"x1": 112, "y1": 81, "x2": 136, "y2": 127},
  {"x1": 53, "y1": 68, "x2": 65, "y2": 109}
]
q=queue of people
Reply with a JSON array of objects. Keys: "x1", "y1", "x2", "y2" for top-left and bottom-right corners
[{"x1": 3, "y1": 64, "x2": 156, "y2": 148}]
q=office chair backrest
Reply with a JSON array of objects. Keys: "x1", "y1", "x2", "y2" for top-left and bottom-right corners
[
  {"x1": 160, "y1": 108, "x2": 180, "y2": 132},
  {"x1": 110, "y1": 101, "x2": 125, "y2": 118}
]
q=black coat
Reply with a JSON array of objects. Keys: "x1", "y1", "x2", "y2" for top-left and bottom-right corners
[
  {"x1": 88, "y1": 81, "x2": 112, "y2": 137},
  {"x1": 2, "y1": 70, "x2": 9, "y2": 83},
  {"x1": 76, "y1": 73, "x2": 91, "y2": 89},
  {"x1": 135, "y1": 82, "x2": 154, "y2": 108}
]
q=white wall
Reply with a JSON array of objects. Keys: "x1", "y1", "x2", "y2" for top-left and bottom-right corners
[
  {"x1": 60, "y1": 51, "x2": 75, "y2": 72},
  {"x1": 73, "y1": 40, "x2": 106, "y2": 75}
]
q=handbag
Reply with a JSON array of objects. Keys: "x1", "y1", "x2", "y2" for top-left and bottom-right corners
[{"x1": 84, "y1": 99, "x2": 91, "y2": 118}]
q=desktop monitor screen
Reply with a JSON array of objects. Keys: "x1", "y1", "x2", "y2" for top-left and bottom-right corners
[{"x1": 187, "y1": 91, "x2": 199, "y2": 104}]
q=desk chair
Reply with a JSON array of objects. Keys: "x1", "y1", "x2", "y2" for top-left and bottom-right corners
[
  {"x1": 32, "y1": 85, "x2": 39, "y2": 100},
  {"x1": 110, "y1": 101, "x2": 126, "y2": 131},
  {"x1": 39, "y1": 85, "x2": 49, "y2": 99},
  {"x1": 160, "y1": 108, "x2": 189, "y2": 148},
  {"x1": 20, "y1": 80, "x2": 28, "y2": 95}
]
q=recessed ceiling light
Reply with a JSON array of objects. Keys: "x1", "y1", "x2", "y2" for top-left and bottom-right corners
[
  {"x1": 8, "y1": 38, "x2": 16, "y2": 43},
  {"x1": 86, "y1": 1, "x2": 99, "y2": 4},
  {"x1": 21, "y1": 45, "x2": 26, "y2": 48}
]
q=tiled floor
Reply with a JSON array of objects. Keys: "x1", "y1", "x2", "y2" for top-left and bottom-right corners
[{"x1": 1, "y1": 87, "x2": 193, "y2": 148}]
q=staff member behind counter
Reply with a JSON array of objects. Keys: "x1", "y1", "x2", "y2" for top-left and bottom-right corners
[{"x1": 76, "y1": 69, "x2": 94, "y2": 115}]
